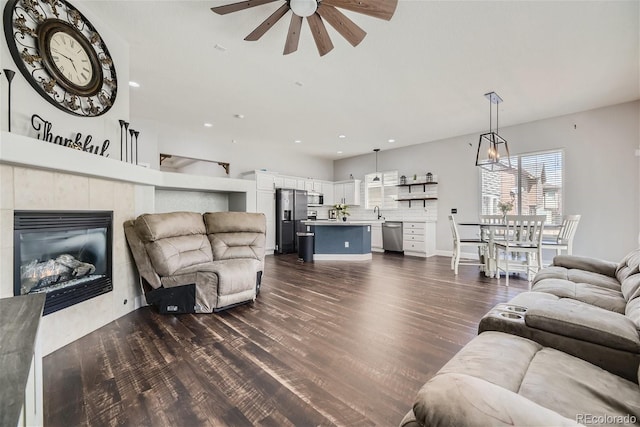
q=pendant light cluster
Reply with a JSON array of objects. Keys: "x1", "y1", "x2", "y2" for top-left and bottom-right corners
[
  {"x1": 476, "y1": 91, "x2": 511, "y2": 171},
  {"x1": 373, "y1": 148, "x2": 381, "y2": 182}
]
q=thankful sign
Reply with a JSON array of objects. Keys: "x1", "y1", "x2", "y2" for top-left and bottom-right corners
[{"x1": 31, "y1": 114, "x2": 110, "y2": 157}]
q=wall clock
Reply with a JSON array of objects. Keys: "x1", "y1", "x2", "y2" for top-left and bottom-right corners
[{"x1": 3, "y1": 0, "x2": 117, "y2": 117}]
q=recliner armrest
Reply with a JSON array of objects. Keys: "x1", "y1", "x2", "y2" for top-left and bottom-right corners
[
  {"x1": 552, "y1": 254, "x2": 618, "y2": 277},
  {"x1": 412, "y1": 373, "x2": 580, "y2": 427},
  {"x1": 526, "y1": 298, "x2": 640, "y2": 352}
]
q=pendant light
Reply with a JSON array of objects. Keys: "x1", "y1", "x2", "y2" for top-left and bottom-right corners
[
  {"x1": 373, "y1": 148, "x2": 381, "y2": 182},
  {"x1": 475, "y1": 91, "x2": 511, "y2": 171}
]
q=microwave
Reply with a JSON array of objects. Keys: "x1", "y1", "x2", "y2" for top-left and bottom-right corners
[{"x1": 308, "y1": 192, "x2": 323, "y2": 206}]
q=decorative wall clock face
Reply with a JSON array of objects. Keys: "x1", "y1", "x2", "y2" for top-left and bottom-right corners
[{"x1": 3, "y1": 0, "x2": 117, "y2": 117}]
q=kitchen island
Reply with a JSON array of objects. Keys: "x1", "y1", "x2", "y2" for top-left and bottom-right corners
[{"x1": 302, "y1": 220, "x2": 383, "y2": 261}]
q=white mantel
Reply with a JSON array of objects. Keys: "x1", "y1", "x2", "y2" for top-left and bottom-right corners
[{"x1": 0, "y1": 131, "x2": 256, "y2": 208}]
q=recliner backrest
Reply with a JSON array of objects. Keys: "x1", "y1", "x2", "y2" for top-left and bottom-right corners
[
  {"x1": 204, "y1": 212, "x2": 266, "y2": 264},
  {"x1": 134, "y1": 212, "x2": 213, "y2": 276},
  {"x1": 616, "y1": 249, "x2": 640, "y2": 284}
]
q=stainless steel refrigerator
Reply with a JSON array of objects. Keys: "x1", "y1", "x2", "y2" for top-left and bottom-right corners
[{"x1": 275, "y1": 188, "x2": 308, "y2": 254}]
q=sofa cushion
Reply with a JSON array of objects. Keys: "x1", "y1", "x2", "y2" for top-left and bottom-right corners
[
  {"x1": 626, "y1": 298, "x2": 640, "y2": 331},
  {"x1": 437, "y1": 332, "x2": 542, "y2": 392},
  {"x1": 532, "y1": 279, "x2": 626, "y2": 313},
  {"x1": 616, "y1": 249, "x2": 640, "y2": 284},
  {"x1": 622, "y1": 274, "x2": 640, "y2": 303},
  {"x1": 519, "y1": 347, "x2": 640, "y2": 423},
  {"x1": 412, "y1": 373, "x2": 580, "y2": 427},
  {"x1": 135, "y1": 212, "x2": 206, "y2": 242},
  {"x1": 533, "y1": 266, "x2": 621, "y2": 290},
  {"x1": 204, "y1": 212, "x2": 266, "y2": 235},
  {"x1": 525, "y1": 298, "x2": 640, "y2": 352},
  {"x1": 204, "y1": 212, "x2": 266, "y2": 262},
  {"x1": 551, "y1": 254, "x2": 618, "y2": 278},
  {"x1": 146, "y1": 235, "x2": 213, "y2": 276}
]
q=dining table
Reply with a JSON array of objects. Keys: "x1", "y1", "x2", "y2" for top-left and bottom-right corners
[{"x1": 458, "y1": 220, "x2": 560, "y2": 278}]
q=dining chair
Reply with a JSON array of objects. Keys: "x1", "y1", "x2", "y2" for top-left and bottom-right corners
[
  {"x1": 541, "y1": 215, "x2": 581, "y2": 261},
  {"x1": 480, "y1": 214, "x2": 507, "y2": 241},
  {"x1": 449, "y1": 215, "x2": 488, "y2": 275},
  {"x1": 494, "y1": 215, "x2": 546, "y2": 286}
]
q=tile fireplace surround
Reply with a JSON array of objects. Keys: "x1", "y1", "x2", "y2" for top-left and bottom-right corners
[{"x1": 0, "y1": 131, "x2": 255, "y2": 355}]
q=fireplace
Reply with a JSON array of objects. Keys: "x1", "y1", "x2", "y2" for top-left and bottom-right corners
[{"x1": 14, "y1": 210, "x2": 113, "y2": 315}]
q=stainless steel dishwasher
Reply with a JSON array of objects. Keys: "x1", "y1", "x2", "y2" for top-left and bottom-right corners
[{"x1": 382, "y1": 221, "x2": 403, "y2": 252}]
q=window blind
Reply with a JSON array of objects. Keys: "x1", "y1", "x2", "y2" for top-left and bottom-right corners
[{"x1": 481, "y1": 150, "x2": 564, "y2": 224}]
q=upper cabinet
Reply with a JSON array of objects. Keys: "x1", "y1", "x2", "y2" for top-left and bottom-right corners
[{"x1": 333, "y1": 180, "x2": 361, "y2": 205}]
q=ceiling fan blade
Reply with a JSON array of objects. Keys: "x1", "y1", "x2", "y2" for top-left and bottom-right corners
[
  {"x1": 283, "y1": 14, "x2": 303, "y2": 55},
  {"x1": 317, "y1": 4, "x2": 366, "y2": 47},
  {"x1": 322, "y1": 0, "x2": 398, "y2": 21},
  {"x1": 307, "y1": 14, "x2": 334, "y2": 56},
  {"x1": 211, "y1": 0, "x2": 278, "y2": 15},
  {"x1": 245, "y1": 4, "x2": 290, "y2": 41}
]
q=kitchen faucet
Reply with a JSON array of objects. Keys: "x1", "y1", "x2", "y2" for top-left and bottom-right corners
[{"x1": 373, "y1": 205, "x2": 382, "y2": 220}]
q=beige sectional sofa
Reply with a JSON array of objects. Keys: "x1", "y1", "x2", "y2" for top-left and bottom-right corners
[
  {"x1": 479, "y1": 249, "x2": 640, "y2": 382},
  {"x1": 400, "y1": 332, "x2": 640, "y2": 427},
  {"x1": 401, "y1": 249, "x2": 640, "y2": 426},
  {"x1": 124, "y1": 211, "x2": 266, "y2": 313}
]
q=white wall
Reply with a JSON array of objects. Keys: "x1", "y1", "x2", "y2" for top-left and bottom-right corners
[
  {"x1": 0, "y1": 0, "x2": 130, "y2": 158},
  {"x1": 334, "y1": 101, "x2": 640, "y2": 261},
  {"x1": 132, "y1": 119, "x2": 334, "y2": 181}
]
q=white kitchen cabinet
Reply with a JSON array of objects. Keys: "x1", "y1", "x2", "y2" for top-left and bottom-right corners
[
  {"x1": 256, "y1": 190, "x2": 276, "y2": 252},
  {"x1": 273, "y1": 176, "x2": 284, "y2": 188},
  {"x1": 371, "y1": 223, "x2": 383, "y2": 252},
  {"x1": 283, "y1": 177, "x2": 297, "y2": 188},
  {"x1": 255, "y1": 172, "x2": 275, "y2": 190},
  {"x1": 403, "y1": 221, "x2": 436, "y2": 257},
  {"x1": 333, "y1": 179, "x2": 361, "y2": 205},
  {"x1": 322, "y1": 182, "x2": 334, "y2": 205},
  {"x1": 296, "y1": 179, "x2": 307, "y2": 190}
]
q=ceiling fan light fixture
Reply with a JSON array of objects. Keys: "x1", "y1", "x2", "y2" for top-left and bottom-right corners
[{"x1": 290, "y1": 0, "x2": 317, "y2": 17}]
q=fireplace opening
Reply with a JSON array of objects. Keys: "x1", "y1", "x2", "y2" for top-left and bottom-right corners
[{"x1": 14, "y1": 210, "x2": 113, "y2": 315}]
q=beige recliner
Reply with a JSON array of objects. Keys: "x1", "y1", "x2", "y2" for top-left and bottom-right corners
[{"x1": 124, "y1": 211, "x2": 266, "y2": 313}]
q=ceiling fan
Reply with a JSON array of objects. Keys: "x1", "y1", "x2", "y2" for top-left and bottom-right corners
[{"x1": 210, "y1": 0, "x2": 398, "y2": 56}]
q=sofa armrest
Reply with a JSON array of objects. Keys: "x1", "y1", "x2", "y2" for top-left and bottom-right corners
[
  {"x1": 525, "y1": 298, "x2": 640, "y2": 352},
  {"x1": 412, "y1": 373, "x2": 580, "y2": 427},
  {"x1": 552, "y1": 254, "x2": 618, "y2": 277}
]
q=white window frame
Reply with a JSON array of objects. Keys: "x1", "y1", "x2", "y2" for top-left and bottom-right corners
[
  {"x1": 365, "y1": 170, "x2": 399, "y2": 210},
  {"x1": 480, "y1": 149, "x2": 564, "y2": 225}
]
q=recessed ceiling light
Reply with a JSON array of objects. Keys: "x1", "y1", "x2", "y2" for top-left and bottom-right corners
[
  {"x1": 129, "y1": 81, "x2": 140, "y2": 88},
  {"x1": 295, "y1": 81, "x2": 304, "y2": 87},
  {"x1": 232, "y1": 139, "x2": 237, "y2": 144},
  {"x1": 204, "y1": 123, "x2": 213, "y2": 128},
  {"x1": 338, "y1": 134, "x2": 346, "y2": 139},
  {"x1": 337, "y1": 151, "x2": 343, "y2": 154},
  {"x1": 294, "y1": 140, "x2": 302, "y2": 144},
  {"x1": 214, "y1": 44, "x2": 227, "y2": 52},
  {"x1": 388, "y1": 139, "x2": 395, "y2": 143},
  {"x1": 234, "y1": 114, "x2": 245, "y2": 119}
]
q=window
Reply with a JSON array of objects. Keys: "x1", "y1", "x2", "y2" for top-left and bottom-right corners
[
  {"x1": 481, "y1": 150, "x2": 564, "y2": 224},
  {"x1": 365, "y1": 170, "x2": 398, "y2": 209}
]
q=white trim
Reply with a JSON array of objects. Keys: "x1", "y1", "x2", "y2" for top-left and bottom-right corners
[{"x1": 313, "y1": 253, "x2": 372, "y2": 261}]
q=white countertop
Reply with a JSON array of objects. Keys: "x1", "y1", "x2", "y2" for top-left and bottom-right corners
[{"x1": 303, "y1": 219, "x2": 385, "y2": 225}]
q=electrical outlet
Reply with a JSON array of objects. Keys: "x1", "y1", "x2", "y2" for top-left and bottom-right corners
[
  {"x1": 344, "y1": 241, "x2": 349, "y2": 248},
  {"x1": 451, "y1": 208, "x2": 458, "y2": 214}
]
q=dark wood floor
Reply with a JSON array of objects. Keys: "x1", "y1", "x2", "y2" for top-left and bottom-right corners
[{"x1": 44, "y1": 253, "x2": 529, "y2": 427}]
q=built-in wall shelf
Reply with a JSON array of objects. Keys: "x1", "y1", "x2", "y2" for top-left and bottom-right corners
[
  {"x1": 396, "y1": 181, "x2": 438, "y2": 207},
  {"x1": 396, "y1": 197, "x2": 438, "y2": 207},
  {"x1": 397, "y1": 182, "x2": 438, "y2": 190}
]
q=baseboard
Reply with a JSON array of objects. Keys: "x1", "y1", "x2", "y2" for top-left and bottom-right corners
[{"x1": 313, "y1": 253, "x2": 373, "y2": 261}]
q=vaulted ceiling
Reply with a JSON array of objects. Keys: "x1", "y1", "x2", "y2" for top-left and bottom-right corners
[{"x1": 84, "y1": 0, "x2": 639, "y2": 160}]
